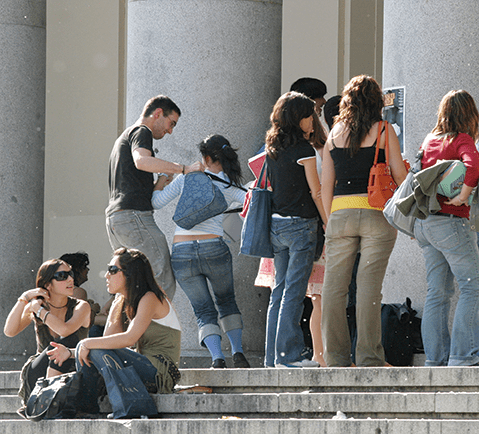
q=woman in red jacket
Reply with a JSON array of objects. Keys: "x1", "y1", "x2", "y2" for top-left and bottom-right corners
[{"x1": 415, "y1": 90, "x2": 479, "y2": 366}]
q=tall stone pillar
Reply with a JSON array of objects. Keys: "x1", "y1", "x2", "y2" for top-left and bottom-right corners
[
  {"x1": 382, "y1": 1, "x2": 479, "y2": 320},
  {"x1": 0, "y1": 1, "x2": 46, "y2": 369},
  {"x1": 127, "y1": 0, "x2": 282, "y2": 366}
]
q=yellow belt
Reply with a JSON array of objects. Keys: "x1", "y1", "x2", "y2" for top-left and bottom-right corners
[{"x1": 331, "y1": 196, "x2": 383, "y2": 214}]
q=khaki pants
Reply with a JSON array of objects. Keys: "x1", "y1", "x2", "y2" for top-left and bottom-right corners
[{"x1": 321, "y1": 208, "x2": 397, "y2": 367}]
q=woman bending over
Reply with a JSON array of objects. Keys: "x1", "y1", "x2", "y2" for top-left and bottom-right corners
[{"x1": 152, "y1": 135, "x2": 249, "y2": 369}]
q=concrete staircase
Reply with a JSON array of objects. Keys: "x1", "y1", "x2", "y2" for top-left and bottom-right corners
[{"x1": 2, "y1": 366, "x2": 479, "y2": 432}]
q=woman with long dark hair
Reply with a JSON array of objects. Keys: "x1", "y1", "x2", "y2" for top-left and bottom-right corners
[
  {"x1": 47, "y1": 248, "x2": 181, "y2": 416},
  {"x1": 264, "y1": 91, "x2": 323, "y2": 368},
  {"x1": 4, "y1": 259, "x2": 90, "y2": 408},
  {"x1": 152, "y1": 134, "x2": 249, "y2": 369},
  {"x1": 414, "y1": 90, "x2": 479, "y2": 366},
  {"x1": 321, "y1": 75, "x2": 407, "y2": 367}
]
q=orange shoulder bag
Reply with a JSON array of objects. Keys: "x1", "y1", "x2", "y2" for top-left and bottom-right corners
[{"x1": 367, "y1": 120, "x2": 401, "y2": 208}]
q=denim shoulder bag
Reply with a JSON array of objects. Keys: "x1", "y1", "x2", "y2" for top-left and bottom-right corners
[{"x1": 173, "y1": 171, "x2": 228, "y2": 230}]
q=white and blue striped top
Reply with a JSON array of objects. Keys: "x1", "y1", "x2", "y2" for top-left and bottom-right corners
[{"x1": 152, "y1": 171, "x2": 246, "y2": 237}]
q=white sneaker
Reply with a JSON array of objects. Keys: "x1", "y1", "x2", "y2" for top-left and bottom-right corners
[{"x1": 275, "y1": 359, "x2": 320, "y2": 368}]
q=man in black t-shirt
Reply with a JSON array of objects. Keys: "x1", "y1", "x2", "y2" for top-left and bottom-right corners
[{"x1": 106, "y1": 95, "x2": 203, "y2": 300}]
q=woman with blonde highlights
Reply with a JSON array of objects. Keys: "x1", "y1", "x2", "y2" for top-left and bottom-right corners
[
  {"x1": 415, "y1": 90, "x2": 479, "y2": 366},
  {"x1": 321, "y1": 75, "x2": 407, "y2": 367}
]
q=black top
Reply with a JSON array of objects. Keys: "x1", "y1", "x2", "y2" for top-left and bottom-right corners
[
  {"x1": 106, "y1": 125, "x2": 155, "y2": 216},
  {"x1": 266, "y1": 139, "x2": 319, "y2": 219},
  {"x1": 331, "y1": 145, "x2": 385, "y2": 195}
]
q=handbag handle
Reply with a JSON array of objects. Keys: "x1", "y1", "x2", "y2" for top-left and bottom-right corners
[
  {"x1": 103, "y1": 353, "x2": 123, "y2": 370},
  {"x1": 373, "y1": 120, "x2": 390, "y2": 166}
]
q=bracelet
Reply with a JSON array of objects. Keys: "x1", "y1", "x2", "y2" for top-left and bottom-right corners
[
  {"x1": 36, "y1": 306, "x2": 45, "y2": 318},
  {"x1": 42, "y1": 311, "x2": 50, "y2": 323},
  {"x1": 182, "y1": 164, "x2": 185, "y2": 175}
]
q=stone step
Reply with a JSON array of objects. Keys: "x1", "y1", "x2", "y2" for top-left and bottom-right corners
[
  {"x1": 1, "y1": 418, "x2": 479, "y2": 434},
  {"x1": 2, "y1": 367, "x2": 479, "y2": 422},
  {"x1": 3, "y1": 366, "x2": 479, "y2": 394},
  {"x1": 2, "y1": 390, "x2": 479, "y2": 420},
  {"x1": 177, "y1": 366, "x2": 479, "y2": 392}
]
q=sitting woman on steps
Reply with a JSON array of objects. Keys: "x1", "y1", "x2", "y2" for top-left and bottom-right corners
[
  {"x1": 4, "y1": 259, "x2": 91, "y2": 409},
  {"x1": 47, "y1": 248, "x2": 181, "y2": 417}
]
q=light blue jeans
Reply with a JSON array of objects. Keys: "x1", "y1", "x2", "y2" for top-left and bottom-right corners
[
  {"x1": 415, "y1": 215, "x2": 479, "y2": 366},
  {"x1": 75, "y1": 346, "x2": 157, "y2": 414},
  {"x1": 106, "y1": 209, "x2": 176, "y2": 299},
  {"x1": 171, "y1": 237, "x2": 242, "y2": 345},
  {"x1": 265, "y1": 216, "x2": 318, "y2": 367}
]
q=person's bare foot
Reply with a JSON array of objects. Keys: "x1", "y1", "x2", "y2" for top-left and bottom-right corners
[{"x1": 312, "y1": 355, "x2": 327, "y2": 367}]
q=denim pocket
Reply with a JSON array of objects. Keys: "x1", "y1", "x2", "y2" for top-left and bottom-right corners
[{"x1": 428, "y1": 218, "x2": 461, "y2": 250}]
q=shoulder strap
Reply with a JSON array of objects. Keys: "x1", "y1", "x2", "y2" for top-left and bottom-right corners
[
  {"x1": 373, "y1": 121, "x2": 382, "y2": 165},
  {"x1": 206, "y1": 173, "x2": 248, "y2": 192},
  {"x1": 384, "y1": 120, "x2": 390, "y2": 165},
  {"x1": 373, "y1": 121, "x2": 390, "y2": 166}
]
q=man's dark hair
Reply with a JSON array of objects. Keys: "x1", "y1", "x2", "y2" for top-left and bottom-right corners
[
  {"x1": 324, "y1": 95, "x2": 342, "y2": 130},
  {"x1": 60, "y1": 252, "x2": 89, "y2": 287},
  {"x1": 142, "y1": 95, "x2": 181, "y2": 118},
  {"x1": 290, "y1": 77, "x2": 327, "y2": 100}
]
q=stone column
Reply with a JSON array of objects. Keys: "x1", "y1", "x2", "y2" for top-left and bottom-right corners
[
  {"x1": 382, "y1": 1, "x2": 479, "y2": 320},
  {"x1": 127, "y1": 0, "x2": 282, "y2": 366},
  {"x1": 0, "y1": 1, "x2": 46, "y2": 369}
]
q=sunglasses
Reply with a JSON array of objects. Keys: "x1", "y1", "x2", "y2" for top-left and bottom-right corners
[
  {"x1": 107, "y1": 265, "x2": 125, "y2": 275},
  {"x1": 53, "y1": 270, "x2": 74, "y2": 281}
]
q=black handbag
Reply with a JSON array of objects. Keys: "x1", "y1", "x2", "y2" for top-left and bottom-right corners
[{"x1": 25, "y1": 372, "x2": 82, "y2": 421}]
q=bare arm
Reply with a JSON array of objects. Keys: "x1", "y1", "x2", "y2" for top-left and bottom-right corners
[
  {"x1": 321, "y1": 141, "x2": 336, "y2": 220},
  {"x1": 132, "y1": 147, "x2": 204, "y2": 174},
  {"x1": 30, "y1": 298, "x2": 91, "y2": 337},
  {"x1": 77, "y1": 292, "x2": 170, "y2": 366},
  {"x1": 4, "y1": 287, "x2": 49, "y2": 337},
  {"x1": 303, "y1": 158, "x2": 328, "y2": 224},
  {"x1": 385, "y1": 123, "x2": 407, "y2": 186}
]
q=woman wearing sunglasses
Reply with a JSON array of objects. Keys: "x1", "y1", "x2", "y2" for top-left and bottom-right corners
[
  {"x1": 47, "y1": 247, "x2": 181, "y2": 417},
  {"x1": 4, "y1": 259, "x2": 91, "y2": 409}
]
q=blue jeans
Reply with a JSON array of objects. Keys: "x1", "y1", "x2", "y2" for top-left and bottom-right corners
[
  {"x1": 106, "y1": 210, "x2": 176, "y2": 299},
  {"x1": 76, "y1": 345, "x2": 158, "y2": 413},
  {"x1": 265, "y1": 216, "x2": 318, "y2": 366},
  {"x1": 415, "y1": 215, "x2": 479, "y2": 366},
  {"x1": 171, "y1": 237, "x2": 242, "y2": 345}
]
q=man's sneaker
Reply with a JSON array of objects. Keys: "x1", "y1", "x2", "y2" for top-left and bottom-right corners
[
  {"x1": 232, "y1": 352, "x2": 251, "y2": 368},
  {"x1": 275, "y1": 359, "x2": 320, "y2": 368}
]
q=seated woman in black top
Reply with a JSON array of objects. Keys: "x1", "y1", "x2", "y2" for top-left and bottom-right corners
[{"x1": 4, "y1": 259, "x2": 90, "y2": 408}]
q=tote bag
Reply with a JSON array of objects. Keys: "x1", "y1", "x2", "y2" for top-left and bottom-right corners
[
  {"x1": 100, "y1": 353, "x2": 158, "y2": 419},
  {"x1": 240, "y1": 160, "x2": 274, "y2": 258}
]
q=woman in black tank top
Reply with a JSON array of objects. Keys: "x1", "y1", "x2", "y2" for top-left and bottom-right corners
[{"x1": 320, "y1": 75, "x2": 406, "y2": 368}]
